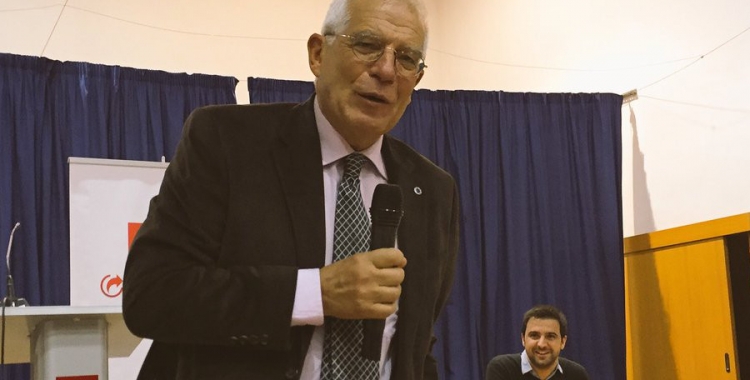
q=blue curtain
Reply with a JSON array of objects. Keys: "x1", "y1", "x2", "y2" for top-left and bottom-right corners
[
  {"x1": 0, "y1": 52, "x2": 237, "y2": 378},
  {"x1": 248, "y1": 76, "x2": 315, "y2": 104},
  {"x1": 248, "y1": 78, "x2": 624, "y2": 380}
]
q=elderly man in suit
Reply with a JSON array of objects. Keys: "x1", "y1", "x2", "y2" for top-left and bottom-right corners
[{"x1": 122, "y1": 0, "x2": 460, "y2": 379}]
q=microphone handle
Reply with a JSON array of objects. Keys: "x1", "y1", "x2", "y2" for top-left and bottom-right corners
[
  {"x1": 369, "y1": 223, "x2": 399, "y2": 250},
  {"x1": 362, "y1": 219, "x2": 400, "y2": 361}
]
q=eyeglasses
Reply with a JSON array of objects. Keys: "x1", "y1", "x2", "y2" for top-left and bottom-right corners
[{"x1": 327, "y1": 34, "x2": 427, "y2": 77}]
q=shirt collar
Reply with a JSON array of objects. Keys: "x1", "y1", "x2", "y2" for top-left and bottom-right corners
[
  {"x1": 314, "y1": 96, "x2": 387, "y2": 179},
  {"x1": 520, "y1": 350, "x2": 563, "y2": 379}
]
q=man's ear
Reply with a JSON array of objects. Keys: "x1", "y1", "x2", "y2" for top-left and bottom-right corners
[
  {"x1": 560, "y1": 336, "x2": 567, "y2": 350},
  {"x1": 308, "y1": 33, "x2": 325, "y2": 77},
  {"x1": 414, "y1": 69, "x2": 424, "y2": 86}
]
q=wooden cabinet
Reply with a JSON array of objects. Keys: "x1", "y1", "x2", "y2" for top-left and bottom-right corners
[{"x1": 624, "y1": 214, "x2": 750, "y2": 379}]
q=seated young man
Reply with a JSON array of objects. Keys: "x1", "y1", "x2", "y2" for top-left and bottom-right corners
[{"x1": 485, "y1": 305, "x2": 590, "y2": 380}]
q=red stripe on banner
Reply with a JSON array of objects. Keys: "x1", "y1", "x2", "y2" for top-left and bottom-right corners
[
  {"x1": 128, "y1": 222, "x2": 143, "y2": 249},
  {"x1": 56, "y1": 376, "x2": 98, "y2": 380}
]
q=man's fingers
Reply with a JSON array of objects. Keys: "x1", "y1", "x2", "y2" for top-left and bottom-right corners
[
  {"x1": 320, "y1": 249, "x2": 406, "y2": 319},
  {"x1": 373, "y1": 267, "x2": 405, "y2": 286},
  {"x1": 369, "y1": 302, "x2": 398, "y2": 319},
  {"x1": 367, "y1": 248, "x2": 407, "y2": 268},
  {"x1": 372, "y1": 285, "x2": 401, "y2": 304}
]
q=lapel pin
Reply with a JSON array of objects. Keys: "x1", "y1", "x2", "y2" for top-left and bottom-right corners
[{"x1": 413, "y1": 186, "x2": 422, "y2": 195}]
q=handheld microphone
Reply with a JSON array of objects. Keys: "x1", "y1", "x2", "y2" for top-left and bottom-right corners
[
  {"x1": 4, "y1": 222, "x2": 29, "y2": 307},
  {"x1": 362, "y1": 184, "x2": 403, "y2": 361}
]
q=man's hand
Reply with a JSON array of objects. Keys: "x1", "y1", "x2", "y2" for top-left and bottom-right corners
[{"x1": 320, "y1": 248, "x2": 407, "y2": 319}]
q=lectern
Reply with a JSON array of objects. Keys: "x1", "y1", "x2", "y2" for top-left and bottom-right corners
[{"x1": 3, "y1": 305, "x2": 141, "y2": 380}]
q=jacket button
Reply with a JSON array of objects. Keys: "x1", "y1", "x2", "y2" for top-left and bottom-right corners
[
  {"x1": 284, "y1": 368, "x2": 300, "y2": 379},
  {"x1": 229, "y1": 336, "x2": 240, "y2": 345},
  {"x1": 239, "y1": 335, "x2": 249, "y2": 345}
]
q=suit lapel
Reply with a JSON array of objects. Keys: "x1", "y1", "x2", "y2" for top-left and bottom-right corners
[
  {"x1": 272, "y1": 98, "x2": 326, "y2": 269},
  {"x1": 382, "y1": 135, "x2": 425, "y2": 306},
  {"x1": 383, "y1": 137, "x2": 434, "y2": 378},
  {"x1": 271, "y1": 98, "x2": 325, "y2": 369},
  {"x1": 382, "y1": 136, "x2": 423, "y2": 265}
]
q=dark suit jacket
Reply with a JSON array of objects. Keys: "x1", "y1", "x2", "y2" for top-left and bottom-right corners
[{"x1": 122, "y1": 96, "x2": 460, "y2": 380}]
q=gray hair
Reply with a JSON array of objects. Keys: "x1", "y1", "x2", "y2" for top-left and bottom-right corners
[{"x1": 321, "y1": 0, "x2": 429, "y2": 52}]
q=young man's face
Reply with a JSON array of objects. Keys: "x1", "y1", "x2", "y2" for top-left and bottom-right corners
[{"x1": 522, "y1": 317, "x2": 567, "y2": 372}]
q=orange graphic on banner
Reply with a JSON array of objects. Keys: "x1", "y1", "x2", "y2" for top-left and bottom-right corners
[
  {"x1": 128, "y1": 222, "x2": 142, "y2": 248},
  {"x1": 100, "y1": 274, "x2": 123, "y2": 298}
]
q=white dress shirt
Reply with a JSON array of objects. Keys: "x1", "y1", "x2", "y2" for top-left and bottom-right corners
[{"x1": 291, "y1": 97, "x2": 399, "y2": 380}]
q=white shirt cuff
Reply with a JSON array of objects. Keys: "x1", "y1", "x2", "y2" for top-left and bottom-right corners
[{"x1": 291, "y1": 268, "x2": 325, "y2": 326}]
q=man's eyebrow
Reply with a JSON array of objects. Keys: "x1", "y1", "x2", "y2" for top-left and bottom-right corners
[
  {"x1": 350, "y1": 31, "x2": 424, "y2": 54},
  {"x1": 350, "y1": 30, "x2": 379, "y2": 38},
  {"x1": 398, "y1": 46, "x2": 423, "y2": 55}
]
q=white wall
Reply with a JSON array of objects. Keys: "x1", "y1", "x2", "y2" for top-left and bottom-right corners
[{"x1": 2, "y1": 0, "x2": 749, "y2": 236}]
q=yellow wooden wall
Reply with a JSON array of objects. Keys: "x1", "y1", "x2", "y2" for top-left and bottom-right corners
[{"x1": 624, "y1": 213, "x2": 750, "y2": 380}]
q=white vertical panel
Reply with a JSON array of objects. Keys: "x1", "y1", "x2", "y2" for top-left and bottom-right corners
[{"x1": 69, "y1": 157, "x2": 168, "y2": 380}]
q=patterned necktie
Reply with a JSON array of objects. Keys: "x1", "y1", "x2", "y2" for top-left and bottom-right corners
[{"x1": 321, "y1": 153, "x2": 379, "y2": 380}]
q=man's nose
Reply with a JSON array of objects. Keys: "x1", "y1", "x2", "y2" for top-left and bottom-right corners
[{"x1": 370, "y1": 48, "x2": 398, "y2": 79}]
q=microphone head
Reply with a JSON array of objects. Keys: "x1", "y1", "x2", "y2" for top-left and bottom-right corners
[
  {"x1": 370, "y1": 184, "x2": 403, "y2": 227},
  {"x1": 372, "y1": 184, "x2": 402, "y2": 211}
]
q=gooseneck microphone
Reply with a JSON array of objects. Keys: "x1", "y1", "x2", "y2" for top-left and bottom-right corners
[
  {"x1": 363, "y1": 184, "x2": 403, "y2": 361},
  {"x1": 3, "y1": 222, "x2": 29, "y2": 307}
]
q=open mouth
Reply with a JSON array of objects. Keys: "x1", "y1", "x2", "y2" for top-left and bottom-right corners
[{"x1": 359, "y1": 92, "x2": 389, "y2": 104}]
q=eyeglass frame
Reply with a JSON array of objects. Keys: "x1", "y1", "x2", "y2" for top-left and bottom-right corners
[{"x1": 324, "y1": 33, "x2": 427, "y2": 77}]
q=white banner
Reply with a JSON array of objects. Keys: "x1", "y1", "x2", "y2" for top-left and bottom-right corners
[{"x1": 69, "y1": 157, "x2": 168, "y2": 380}]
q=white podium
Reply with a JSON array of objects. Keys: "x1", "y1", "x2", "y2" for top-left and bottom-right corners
[{"x1": 4, "y1": 305, "x2": 142, "y2": 380}]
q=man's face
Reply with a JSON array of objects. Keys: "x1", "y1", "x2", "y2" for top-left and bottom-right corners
[
  {"x1": 308, "y1": 0, "x2": 425, "y2": 150},
  {"x1": 522, "y1": 317, "x2": 567, "y2": 372}
]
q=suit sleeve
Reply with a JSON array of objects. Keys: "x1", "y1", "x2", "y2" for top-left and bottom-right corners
[
  {"x1": 122, "y1": 106, "x2": 297, "y2": 350},
  {"x1": 422, "y1": 181, "x2": 461, "y2": 379}
]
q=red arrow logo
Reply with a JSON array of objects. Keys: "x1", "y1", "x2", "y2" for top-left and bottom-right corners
[{"x1": 100, "y1": 274, "x2": 123, "y2": 298}]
